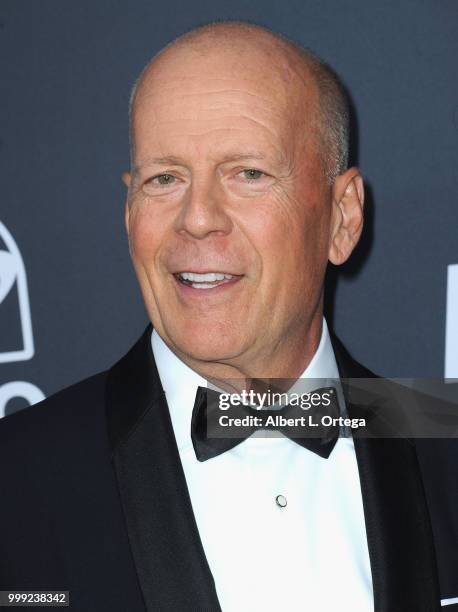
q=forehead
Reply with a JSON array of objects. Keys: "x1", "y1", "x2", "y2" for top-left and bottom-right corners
[{"x1": 131, "y1": 45, "x2": 318, "y2": 162}]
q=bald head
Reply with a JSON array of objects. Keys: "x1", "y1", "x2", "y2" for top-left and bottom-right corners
[{"x1": 129, "y1": 21, "x2": 349, "y2": 182}]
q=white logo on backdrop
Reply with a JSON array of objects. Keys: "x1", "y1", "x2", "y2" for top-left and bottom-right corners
[
  {"x1": 0, "y1": 221, "x2": 45, "y2": 418},
  {"x1": 0, "y1": 381, "x2": 45, "y2": 417},
  {"x1": 0, "y1": 220, "x2": 34, "y2": 362},
  {"x1": 445, "y1": 263, "x2": 458, "y2": 379}
]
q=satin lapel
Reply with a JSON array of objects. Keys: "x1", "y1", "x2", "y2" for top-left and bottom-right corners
[
  {"x1": 331, "y1": 334, "x2": 441, "y2": 612},
  {"x1": 105, "y1": 324, "x2": 221, "y2": 612}
]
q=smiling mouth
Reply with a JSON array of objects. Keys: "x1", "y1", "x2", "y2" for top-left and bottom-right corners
[{"x1": 174, "y1": 271, "x2": 242, "y2": 289}]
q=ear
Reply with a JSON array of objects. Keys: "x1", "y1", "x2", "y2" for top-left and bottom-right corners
[
  {"x1": 328, "y1": 167, "x2": 364, "y2": 265},
  {"x1": 122, "y1": 172, "x2": 131, "y2": 235},
  {"x1": 122, "y1": 171, "x2": 131, "y2": 188}
]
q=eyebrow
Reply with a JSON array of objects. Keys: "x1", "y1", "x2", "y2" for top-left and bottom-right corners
[
  {"x1": 220, "y1": 152, "x2": 267, "y2": 161},
  {"x1": 132, "y1": 156, "x2": 185, "y2": 173}
]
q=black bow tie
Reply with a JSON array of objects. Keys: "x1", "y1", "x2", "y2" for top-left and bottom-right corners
[{"x1": 191, "y1": 385, "x2": 341, "y2": 462}]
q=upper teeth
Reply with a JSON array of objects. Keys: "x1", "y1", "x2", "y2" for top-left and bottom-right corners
[{"x1": 179, "y1": 272, "x2": 234, "y2": 282}]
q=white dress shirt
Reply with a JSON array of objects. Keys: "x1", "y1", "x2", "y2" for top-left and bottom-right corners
[{"x1": 152, "y1": 319, "x2": 374, "y2": 612}]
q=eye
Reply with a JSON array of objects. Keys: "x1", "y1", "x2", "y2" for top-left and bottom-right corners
[
  {"x1": 150, "y1": 173, "x2": 176, "y2": 186},
  {"x1": 240, "y1": 169, "x2": 264, "y2": 181}
]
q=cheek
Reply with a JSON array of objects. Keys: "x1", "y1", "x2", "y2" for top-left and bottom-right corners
[
  {"x1": 248, "y1": 191, "x2": 330, "y2": 305},
  {"x1": 249, "y1": 190, "x2": 328, "y2": 269},
  {"x1": 128, "y1": 205, "x2": 163, "y2": 264},
  {"x1": 296, "y1": 203, "x2": 331, "y2": 283}
]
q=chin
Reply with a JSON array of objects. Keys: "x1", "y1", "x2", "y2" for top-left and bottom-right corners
[{"x1": 167, "y1": 321, "x2": 245, "y2": 364}]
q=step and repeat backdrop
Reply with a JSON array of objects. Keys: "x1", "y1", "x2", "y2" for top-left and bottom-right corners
[{"x1": 1, "y1": 0, "x2": 457, "y2": 417}]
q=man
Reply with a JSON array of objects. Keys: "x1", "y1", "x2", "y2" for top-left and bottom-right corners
[{"x1": 0, "y1": 21, "x2": 456, "y2": 612}]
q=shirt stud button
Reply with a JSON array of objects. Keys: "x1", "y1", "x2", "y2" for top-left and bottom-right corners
[{"x1": 275, "y1": 494, "x2": 287, "y2": 508}]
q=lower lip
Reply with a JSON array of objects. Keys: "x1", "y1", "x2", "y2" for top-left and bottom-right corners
[{"x1": 173, "y1": 275, "x2": 243, "y2": 298}]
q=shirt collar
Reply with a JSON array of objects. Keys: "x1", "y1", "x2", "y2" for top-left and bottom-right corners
[{"x1": 152, "y1": 318, "x2": 340, "y2": 452}]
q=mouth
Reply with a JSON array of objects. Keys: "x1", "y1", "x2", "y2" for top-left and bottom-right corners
[{"x1": 174, "y1": 271, "x2": 243, "y2": 290}]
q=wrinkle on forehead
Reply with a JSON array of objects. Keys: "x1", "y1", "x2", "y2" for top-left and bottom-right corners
[
  {"x1": 134, "y1": 88, "x2": 289, "y2": 129},
  {"x1": 138, "y1": 80, "x2": 290, "y2": 109},
  {"x1": 135, "y1": 68, "x2": 306, "y2": 112}
]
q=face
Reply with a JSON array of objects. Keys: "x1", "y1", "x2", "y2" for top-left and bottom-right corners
[{"x1": 124, "y1": 44, "x2": 354, "y2": 377}]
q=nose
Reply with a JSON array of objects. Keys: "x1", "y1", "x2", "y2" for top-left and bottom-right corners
[{"x1": 174, "y1": 175, "x2": 233, "y2": 239}]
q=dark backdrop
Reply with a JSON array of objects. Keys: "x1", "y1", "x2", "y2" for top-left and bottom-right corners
[{"x1": 1, "y1": 0, "x2": 457, "y2": 416}]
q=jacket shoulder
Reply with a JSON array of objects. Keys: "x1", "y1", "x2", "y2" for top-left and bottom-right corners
[
  {"x1": 0, "y1": 370, "x2": 109, "y2": 458},
  {"x1": 329, "y1": 332, "x2": 378, "y2": 378}
]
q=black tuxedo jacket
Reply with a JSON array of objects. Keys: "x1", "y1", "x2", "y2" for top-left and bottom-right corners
[{"x1": 0, "y1": 324, "x2": 456, "y2": 611}]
